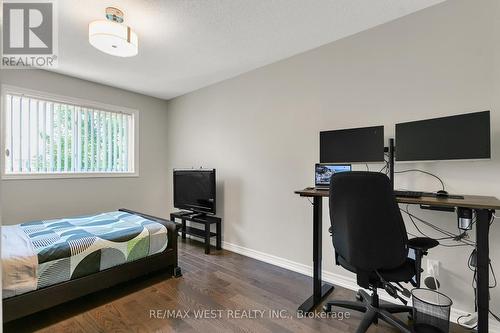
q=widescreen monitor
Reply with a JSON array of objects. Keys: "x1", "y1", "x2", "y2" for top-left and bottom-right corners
[
  {"x1": 320, "y1": 126, "x2": 385, "y2": 163},
  {"x1": 395, "y1": 111, "x2": 490, "y2": 162}
]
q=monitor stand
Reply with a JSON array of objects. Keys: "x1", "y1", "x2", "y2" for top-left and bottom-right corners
[
  {"x1": 387, "y1": 146, "x2": 464, "y2": 200},
  {"x1": 388, "y1": 138, "x2": 395, "y2": 189}
]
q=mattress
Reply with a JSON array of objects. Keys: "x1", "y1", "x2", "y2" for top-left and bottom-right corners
[{"x1": 2, "y1": 211, "x2": 168, "y2": 299}]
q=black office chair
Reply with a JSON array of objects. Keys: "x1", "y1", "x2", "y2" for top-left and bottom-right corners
[{"x1": 323, "y1": 172, "x2": 438, "y2": 333}]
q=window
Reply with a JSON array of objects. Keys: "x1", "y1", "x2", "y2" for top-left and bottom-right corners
[{"x1": 1, "y1": 86, "x2": 138, "y2": 179}]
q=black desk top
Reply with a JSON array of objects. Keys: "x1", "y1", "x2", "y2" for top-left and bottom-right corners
[{"x1": 295, "y1": 188, "x2": 500, "y2": 210}]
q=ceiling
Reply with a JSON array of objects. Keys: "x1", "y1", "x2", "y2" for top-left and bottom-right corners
[{"x1": 51, "y1": 0, "x2": 446, "y2": 100}]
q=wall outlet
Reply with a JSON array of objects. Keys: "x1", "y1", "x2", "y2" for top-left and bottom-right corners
[{"x1": 427, "y1": 259, "x2": 440, "y2": 277}]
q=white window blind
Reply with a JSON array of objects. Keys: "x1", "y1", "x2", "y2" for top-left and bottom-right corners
[{"x1": 3, "y1": 92, "x2": 135, "y2": 176}]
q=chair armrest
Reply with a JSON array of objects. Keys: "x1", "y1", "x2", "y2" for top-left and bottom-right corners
[
  {"x1": 408, "y1": 237, "x2": 439, "y2": 252},
  {"x1": 408, "y1": 238, "x2": 438, "y2": 288}
]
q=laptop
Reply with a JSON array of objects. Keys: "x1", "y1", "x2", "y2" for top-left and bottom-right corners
[{"x1": 315, "y1": 163, "x2": 352, "y2": 190}]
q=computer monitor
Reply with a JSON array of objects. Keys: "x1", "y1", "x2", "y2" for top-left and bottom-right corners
[
  {"x1": 320, "y1": 126, "x2": 385, "y2": 163},
  {"x1": 395, "y1": 111, "x2": 491, "y2": 162},
  {"x1": 315, "y1": 164, "x2": 352, "y2": 188}
]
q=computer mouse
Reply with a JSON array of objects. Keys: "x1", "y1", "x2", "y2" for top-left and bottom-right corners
[{"x1": 436, "y1": 190, "x2": 449, "y2": 198}]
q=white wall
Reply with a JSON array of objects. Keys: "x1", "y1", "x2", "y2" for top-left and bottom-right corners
[
  {"x1": 166, "y1": 0, "x2": 500, "y2": 320},
  {"x1": 0, "y1": 69, "x2": 170, "y2": 224}
]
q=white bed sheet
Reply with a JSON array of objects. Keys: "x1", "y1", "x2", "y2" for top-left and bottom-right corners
[{"x1": 2, "y1": 225, "x2": 38, "y2": 298}]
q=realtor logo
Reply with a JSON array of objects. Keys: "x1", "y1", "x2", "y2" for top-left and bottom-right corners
[{"x1": 1, "y1": 0, "x2": 58, "y2": 68}]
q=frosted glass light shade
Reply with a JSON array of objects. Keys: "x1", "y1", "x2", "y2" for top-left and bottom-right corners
[{"x1": 89, "y1": 20, "x2": 138, "y2": 57}]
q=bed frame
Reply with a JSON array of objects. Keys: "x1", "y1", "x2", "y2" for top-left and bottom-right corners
[{"x1": 2, "y1": 208, "x2": 182, "y2": 323}]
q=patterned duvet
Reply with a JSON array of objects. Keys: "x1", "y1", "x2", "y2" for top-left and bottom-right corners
[{"x1": 2, "y1": 211, "x2": 168, "y2": 298}]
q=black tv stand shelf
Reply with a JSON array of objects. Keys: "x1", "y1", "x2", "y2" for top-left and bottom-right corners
[{"x1": 170, "y1": 211, "x2": 221, "y2": 254}]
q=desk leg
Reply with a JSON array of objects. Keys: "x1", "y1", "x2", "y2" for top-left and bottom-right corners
[
  {"x1": 298, "y1": 196, "x2": 334, "y2": 313},
  {"x1": 476, "y1": 209, "x2": 491, "y2": 333}
]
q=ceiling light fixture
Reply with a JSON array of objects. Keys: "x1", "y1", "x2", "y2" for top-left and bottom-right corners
[{"x1": 89, "y1": 7, "x2": 138, "y2": 57}]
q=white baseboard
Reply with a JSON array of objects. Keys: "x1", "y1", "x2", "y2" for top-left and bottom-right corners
[{"x1": 222, "y1": 241, "x2": 500, "y2": 332}]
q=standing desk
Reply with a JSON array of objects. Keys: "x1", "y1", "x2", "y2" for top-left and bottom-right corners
[{"x1": 295, "y1": 188, "x2": 500, "y2": 333}]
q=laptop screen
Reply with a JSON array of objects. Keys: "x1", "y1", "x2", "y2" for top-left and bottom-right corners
[{"x1": 315, "y1": 164, "x2": 351, "y2": 187}]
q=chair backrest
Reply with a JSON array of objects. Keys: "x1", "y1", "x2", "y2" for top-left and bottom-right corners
[{"x1": 329, "y1": 171, "x2": 408, "y2": 273}]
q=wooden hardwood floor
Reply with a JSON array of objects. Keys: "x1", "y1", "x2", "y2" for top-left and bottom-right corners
[{"x1": 5, "y1": 239, "x2": 464, "y2": 333}]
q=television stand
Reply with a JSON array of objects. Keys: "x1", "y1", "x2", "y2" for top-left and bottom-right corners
[{"x1": 170, "y1": 211, "x2": 222, "y2": 254}]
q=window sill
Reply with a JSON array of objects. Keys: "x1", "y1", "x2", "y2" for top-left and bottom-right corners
[{"x1": 1, "y1": 172, "x2": 139, "y2": 180}]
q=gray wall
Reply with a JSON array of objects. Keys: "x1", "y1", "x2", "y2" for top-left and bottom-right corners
[
  {"x1": 166, "y1": 0, "x2": 500, "y2": 317},
  {"x1": 0, "y1": 70, "x2": 170, "y2": 224}
]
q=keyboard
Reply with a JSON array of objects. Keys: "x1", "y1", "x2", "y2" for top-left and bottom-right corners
[{"x1": 394, "y1": 190, "x2": 424, "y2": 198}]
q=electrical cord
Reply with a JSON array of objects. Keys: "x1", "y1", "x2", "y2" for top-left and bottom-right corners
[
  {"x1": 456, "y1": 246, "x2": 479, "y2": 329},
  {"x1": 380, "y1": 165, "x2": 389, "y2": 175},
  {"x1": 401, "y1": 205, "x2": 475, "y2": 247},
  {"x1": 456, "y1": 313, "x2": 478, "y2": 330},
  {"x1": 380, "y1": 154, "x2": 390, "y2": 174},
  {"x1": 487, "y1": 215, "x2": 497, "y2": 289},
  {"x1": 469, "y1": 262, "x2": 500, "y2": 324},
  {"x1": 402, "y1": 207, "x2": 450, "y2": 239},
  {"x1": 406, "y1": 212, "x2": 432, "y2": 238},
  {"x1": 473, "y1": 269, "x2": 477, "y2": 311},
  {"x1": 491, "y1": 310, "x2": 500, "y2": 323},
  {"x1": 403, "y1": 210, "x2": 475, "y2": 247},
  {"x1": 465, "y1": 226, "x2": 499, "y2": 324},
  {"x1": 490, "y1": 260, "x2": 497, "y2": 289},
  {"x1": 394, "y1": 169, "x2": 445, "y2": 191},
  {"x1": 404, "y1": 205, "x2": 473, "y2": 242}
]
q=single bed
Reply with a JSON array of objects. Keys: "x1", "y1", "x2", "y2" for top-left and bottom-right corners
[{"x1": 1, "y1": 208, "x2": 181, "y2": 322}]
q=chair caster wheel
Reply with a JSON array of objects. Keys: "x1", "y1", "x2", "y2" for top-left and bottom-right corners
[
  {"x1": 323, "y1": 304, "x2": 332, "y2": 313},
  {"x1": 173, "y1": 266, "x2": 182, "y2": 278}
]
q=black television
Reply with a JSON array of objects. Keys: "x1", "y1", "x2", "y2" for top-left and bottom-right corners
[
  {"x1": 173, "y1": 169, "x2": 216, "y2": 214},
  {"x1": 320, "y1": 126, "x2": 385, "y2": 163},
  {"x1": 396, "y1": 111, "x2": 491, "y2": 162}
]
